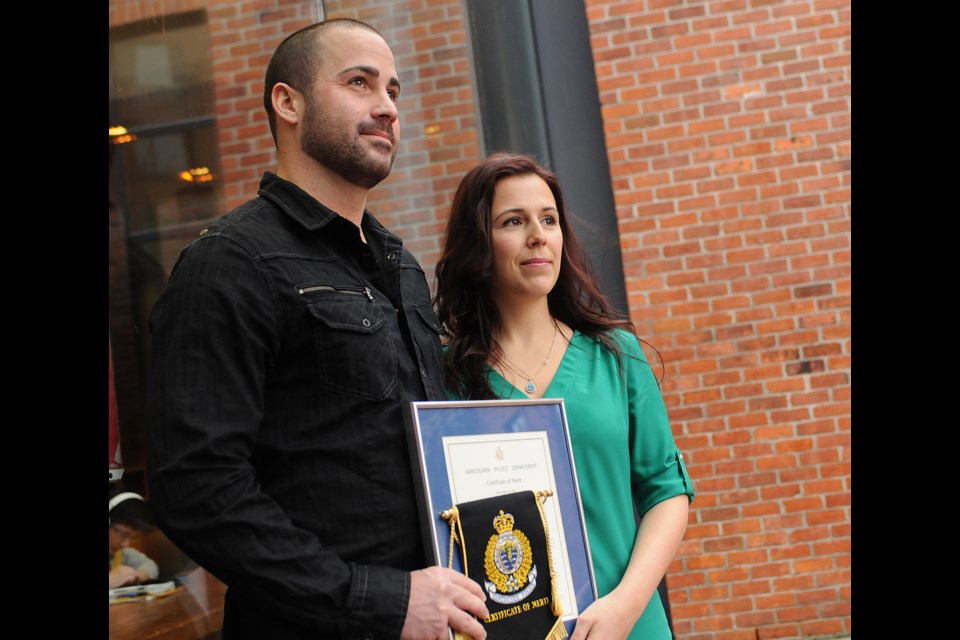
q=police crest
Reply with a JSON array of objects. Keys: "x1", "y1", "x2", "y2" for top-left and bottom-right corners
[{"x1": 484, "y1": 509, "x2": 537, "y2": 603}]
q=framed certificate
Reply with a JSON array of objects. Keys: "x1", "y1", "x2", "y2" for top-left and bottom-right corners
[{"x1": 404, "y1": 398, "x2": 598, "y2": 636}]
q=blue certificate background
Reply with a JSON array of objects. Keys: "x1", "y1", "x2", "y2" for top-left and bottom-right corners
[{"x1": 406, "y1": 398, "x2": 597, "y2": 634}]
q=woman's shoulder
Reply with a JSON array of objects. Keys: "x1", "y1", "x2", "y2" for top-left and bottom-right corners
[
  {"x1": 570, "y1": 327, "x2": 645, "y2": 358},
  {"x1": 605, "y1": 327, "x2": 644, "y2": 351}
]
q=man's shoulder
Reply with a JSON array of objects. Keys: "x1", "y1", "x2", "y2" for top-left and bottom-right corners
[
  {"x1": 200, "y1": 172, "x2": 288, "y2": 237},
  {"x1": 194, "y1": 196, "x2": 282, "y2": 247}
]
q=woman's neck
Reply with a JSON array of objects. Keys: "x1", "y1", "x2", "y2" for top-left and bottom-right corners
[
  {"x1": 491, "y1": 302, "x2": 570, "y2": 398},
  {"x1": 494, "y1": 301, "x2": 554, "y2": 346}
]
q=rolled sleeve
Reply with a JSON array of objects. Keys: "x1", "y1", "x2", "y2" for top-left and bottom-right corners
[
  {"x1": 622, "y1": 332, "x2": 696, "y2": 516},
  {"x1": 633, "y1": 448, "x2": 695, "y2": 517}
]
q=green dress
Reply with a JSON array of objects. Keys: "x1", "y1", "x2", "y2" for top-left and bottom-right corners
[{"x1": 449, "y1": 329, "x2": 694, "y2": 639}]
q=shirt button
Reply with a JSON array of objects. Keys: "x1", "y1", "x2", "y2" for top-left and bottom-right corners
[{"x1": 386, "y1": 253, "x2": 396, "y2": 260}]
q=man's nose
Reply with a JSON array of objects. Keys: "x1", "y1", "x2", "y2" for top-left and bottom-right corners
[{"x1": 374, "y1": 91, "x2": 399, "y2": 122}]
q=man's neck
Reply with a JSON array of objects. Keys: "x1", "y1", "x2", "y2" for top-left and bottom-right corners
[{"x1": 276, "y1": 159, "x2": 369, "y2": 228}]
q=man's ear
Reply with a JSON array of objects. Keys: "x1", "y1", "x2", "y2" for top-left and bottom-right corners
[{"x1": 272, "y1": 83, "x2": 302, "y2": 126}]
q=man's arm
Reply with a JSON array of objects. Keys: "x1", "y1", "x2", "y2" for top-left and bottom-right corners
[{"x1": 145, "y1": 234, "x2": 409, "y2": 634}]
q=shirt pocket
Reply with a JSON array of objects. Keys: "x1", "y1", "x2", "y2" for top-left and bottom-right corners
[{"x1": 302, "y1": 284, "x2": 398, "y2": 401}]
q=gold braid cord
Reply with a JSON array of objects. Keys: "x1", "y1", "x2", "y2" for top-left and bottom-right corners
[
  {"x1": 441, "y1": 506, "x2": 462, "y2": 570},
  {"x1": 534, "y1": 490, "x2": 563, "y2": 618},
  {"x1": 442, "y1": 506, "x2": 478, "y2": 640}
]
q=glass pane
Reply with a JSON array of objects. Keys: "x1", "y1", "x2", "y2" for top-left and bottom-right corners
[
  {"x1": 109, "y1": 12, "x2": 214, "y2": 126},
  {"x1": 109, "y1": 7, "x2": 223, "y2": 492}
]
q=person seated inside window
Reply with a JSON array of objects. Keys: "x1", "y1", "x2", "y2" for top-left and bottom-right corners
[{"x1": 109, "y1": 487, "x2": 160, "y2": 589}]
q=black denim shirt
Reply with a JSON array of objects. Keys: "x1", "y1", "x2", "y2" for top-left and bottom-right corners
[{"x1": 146, "y1": 172, "x2": 447, "y2": 640}]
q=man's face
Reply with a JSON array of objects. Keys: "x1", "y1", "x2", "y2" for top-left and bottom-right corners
[{"x1": 300, "y1": 26, "x2": 401, "y2": 189}]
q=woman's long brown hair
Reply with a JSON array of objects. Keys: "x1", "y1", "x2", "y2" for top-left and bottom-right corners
[{"x1": 433, "y1": 151, "x2": 653, "y2": 399}]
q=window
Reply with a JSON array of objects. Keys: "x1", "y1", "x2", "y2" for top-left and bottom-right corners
[{"x1": 108, "y1": 9, "x2": 222, "y2": 492}]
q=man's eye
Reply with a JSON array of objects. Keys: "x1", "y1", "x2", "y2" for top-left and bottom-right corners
[
  {"x1": 350, "y1": 77, "x2": 367, "y2": 87},
  {"x1": 388, "y1": 90, "x2": 400, "y2": 102}
]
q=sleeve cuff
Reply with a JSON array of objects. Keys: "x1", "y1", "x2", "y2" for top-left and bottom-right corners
[{"x1": 343, "y1": 563, "x2": 411, "y2": 640}]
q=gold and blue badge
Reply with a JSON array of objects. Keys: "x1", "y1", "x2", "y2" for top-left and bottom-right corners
[{"x1": 484, "y1": 509, "x2": 537, "y2": 602}]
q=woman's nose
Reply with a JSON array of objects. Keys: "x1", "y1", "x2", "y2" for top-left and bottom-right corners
[{"x1": 527, "y1": 221, "x2": 546, "y2": 245}]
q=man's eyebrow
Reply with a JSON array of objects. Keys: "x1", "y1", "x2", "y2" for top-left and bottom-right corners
[{"x1": 342, "y1": 65, "x2": 401, "y2": 90}]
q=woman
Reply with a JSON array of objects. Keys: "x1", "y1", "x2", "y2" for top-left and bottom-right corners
[{"x1": 434, "y1": 152, "x2": 694, "y2": 640}]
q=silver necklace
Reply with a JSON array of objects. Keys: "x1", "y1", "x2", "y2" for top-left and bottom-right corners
[{"x1": 500, "y1": 322, "x2": 559, "y2": 395}]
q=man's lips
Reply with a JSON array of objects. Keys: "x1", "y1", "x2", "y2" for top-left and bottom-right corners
[{"x1": 360, "y1": 126, "x2": 394, "y2": 145}]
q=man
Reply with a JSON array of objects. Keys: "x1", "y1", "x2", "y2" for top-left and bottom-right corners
[{"x1": 146, "y1": 18, "x2": 488, "y2": 640}]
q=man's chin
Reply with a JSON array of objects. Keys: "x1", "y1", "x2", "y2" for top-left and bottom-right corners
[
  {"x1": 367, "y1": 154, "x2": 395, "y2": 181},
  {"x1": 351, "y1": 164, "x2": 392, "y2": 189}
]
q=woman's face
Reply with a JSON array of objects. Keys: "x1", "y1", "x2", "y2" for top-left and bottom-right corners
[{"x1": 488, "y1": 173, "x2": 563, "y2": 305}]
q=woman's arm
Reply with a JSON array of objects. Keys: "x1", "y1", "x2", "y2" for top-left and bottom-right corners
[{"x1": 571, "y1": 494, "x2": 689, "y2": 640}]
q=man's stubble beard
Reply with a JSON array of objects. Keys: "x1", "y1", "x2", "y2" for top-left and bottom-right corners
[{"x1": 301, "y1": 100, "x2": 397, "y2": 190}]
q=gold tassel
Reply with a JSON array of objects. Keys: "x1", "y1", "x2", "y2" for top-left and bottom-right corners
[
  {"x1": 534, "y1": 490, "x2": 563, "y2": 618},
  {"x1": 545, "y1": 616, "x2": 569, "y2": 640}
]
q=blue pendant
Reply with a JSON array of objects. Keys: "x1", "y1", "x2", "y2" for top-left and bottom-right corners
[{"x1": 525, "y1": 381, "x2": 536, "y2": 394}]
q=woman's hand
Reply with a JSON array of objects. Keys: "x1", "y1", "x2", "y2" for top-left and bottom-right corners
[{"x1": 569, "y1": 591, "x2": 641, "y2": 640}]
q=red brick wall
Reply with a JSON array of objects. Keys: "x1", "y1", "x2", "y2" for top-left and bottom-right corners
[
  {"x1": 109, "y1": 2, "x2": 851, "y2": 638},
  {"x1": 584, "y1": 3, "x2": 851, "y2": 638}
]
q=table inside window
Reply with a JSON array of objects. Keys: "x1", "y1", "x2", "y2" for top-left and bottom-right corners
[{"x1": 109, "y1": 567, "x2": 226, "y2": 640}]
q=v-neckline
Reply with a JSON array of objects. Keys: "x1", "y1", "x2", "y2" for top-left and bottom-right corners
[{"x1": 489, "y1": 329, "x2": 578, "y2": 398}]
